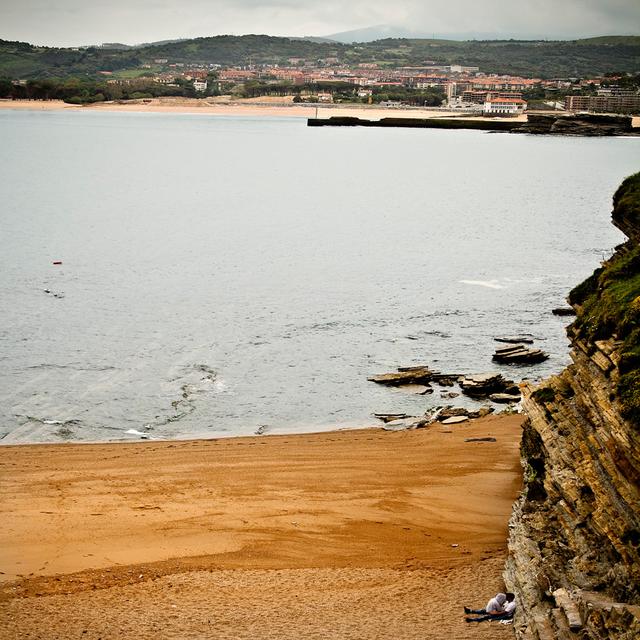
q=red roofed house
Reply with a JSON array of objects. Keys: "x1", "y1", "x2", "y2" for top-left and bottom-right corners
[{"x1": 483, "y1": 95, "x2": 527, "y2": 115}]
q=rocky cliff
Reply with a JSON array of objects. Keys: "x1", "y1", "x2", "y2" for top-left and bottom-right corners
[{"x1": 505, "y1": 172, "x2": 640, "y2": 639}]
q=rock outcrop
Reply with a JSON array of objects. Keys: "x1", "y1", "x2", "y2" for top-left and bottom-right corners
[
  {"x1": 368, "y1": 366, "x2": 434, "y2": 386},
  {"x1": 517, "y1": 113, "x2": 634, "y2": 137},
  {"x1": 308, "y1": 114, "x2": 638, "y2": 136},
  {"x1": 505, "y1": 173, "x2": 640, "y2": 639},
  {"x1": 460, "y1": 372, "x2": 519, "y2": 397},
  {"x1": 493, "y1": 343, "x2": 549, "y2": 364}
]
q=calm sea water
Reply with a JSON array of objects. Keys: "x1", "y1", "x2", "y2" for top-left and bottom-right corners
[{"x1": 1, "y1": 109, "x2": 638, "y2": 443}]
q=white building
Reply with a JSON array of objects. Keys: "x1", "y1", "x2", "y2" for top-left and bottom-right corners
[
  {"x1": 483, "y1": 96, "x2": 527, "y2": 115},
  {"x1": 193, "y1": 79, "x2": 208, "y2": 92}
]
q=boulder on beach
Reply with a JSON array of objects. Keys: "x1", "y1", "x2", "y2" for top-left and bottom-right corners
[
  {"x1": 489, "y1": 392, "x2": 522, "y2": 403},
  {"x1": 437, "y1": 407, "x2": 469, "y2": 420},
  {"x1": 492, "y1": 344, "x2": 549, "y2": 364},
  {"x1": 368, "y1": 366, "x2": 433, "y2": 386},
  {"x1": 436, "y1": 405, "x2": 494, "y2": 421},
  {"x1": 441, "y1": 416, "x2": 469, "y2": 425},
  {"x1": 382, "y1": 419, "x2": 418, "y2": 431},
  {"x1": 381, "y1": 417, "x2": 431, "y2": 431}
]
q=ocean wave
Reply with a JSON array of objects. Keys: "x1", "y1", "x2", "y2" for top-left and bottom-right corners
[
  {"x1": 459, "y1": 279, "x2": 505, "y2": 290},
  {"x1": 151, "y1": 363, "x2": 221, "y2": 429},
  {"x1": 25, "y1": 363, "x2": 117, "y2": 372}
]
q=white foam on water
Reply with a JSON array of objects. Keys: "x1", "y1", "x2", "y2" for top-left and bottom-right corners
[{"x1": 459, "y1": 279, "x2": 505, "y2": 290}]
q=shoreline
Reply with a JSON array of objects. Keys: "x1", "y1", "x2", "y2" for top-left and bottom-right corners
[
  {"x1": 3, "y1": 98, "x2": 638, "y2": 130},
  {"x1": 1, "y1": 414, "x2": 523, "y2": 639},
  {"x1": 0, "y1": 419, "x2": 380, "y2": 447},
  {"x1": 0, "y1": 97, "x2": 524, "y2": 122}
]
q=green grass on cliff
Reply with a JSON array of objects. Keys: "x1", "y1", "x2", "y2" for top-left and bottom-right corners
[{"x1": 569, "y1": 172, "x2": 640, "y2": 425}]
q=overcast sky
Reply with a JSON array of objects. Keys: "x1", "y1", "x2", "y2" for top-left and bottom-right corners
[{"x1": 2, "y1": 0, "x2": 639, "y2": 47}]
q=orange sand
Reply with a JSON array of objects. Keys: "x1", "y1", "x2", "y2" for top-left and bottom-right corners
[{"x1": 0, "y1": 417, "x2": 522, "y2": 639}]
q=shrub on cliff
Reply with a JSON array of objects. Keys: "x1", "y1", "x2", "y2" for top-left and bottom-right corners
[{"x1": 613, "y1": 172, "x2": 640, "y2": 238}]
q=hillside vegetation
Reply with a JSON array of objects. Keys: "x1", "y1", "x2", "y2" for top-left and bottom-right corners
[{"x1": 1, "y1": 35, "x2": 639, "y2": 79}]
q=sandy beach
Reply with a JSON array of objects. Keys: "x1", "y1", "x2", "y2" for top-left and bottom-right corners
[
  {"x1": 4, "y1": 98, "x2": 639, "y2": 128},
  {"x1": 0, "y1": 96, "x2": 522, "y2": 121},
  {"x1": 1, "y1": 416, "x2": 522, "y2": 639}
]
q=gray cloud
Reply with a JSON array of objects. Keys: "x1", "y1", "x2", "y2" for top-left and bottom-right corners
[{"x1": 1, "y1": 0, "x2": 638, "y2": 47}]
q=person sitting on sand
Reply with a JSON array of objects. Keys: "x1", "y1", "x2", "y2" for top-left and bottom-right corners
[{"x1": 464, "y1": 592, "x2": 515, "y2": 622}]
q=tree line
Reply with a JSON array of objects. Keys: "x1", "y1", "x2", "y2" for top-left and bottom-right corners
[
  {"x1": 0, "y1": 77, "x2": 207, "y2": 103},
  {"x1": 0, "y1": 76, "x2": 445, "y2": 106}
]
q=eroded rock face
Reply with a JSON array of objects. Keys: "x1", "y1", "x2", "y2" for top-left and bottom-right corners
[{"x1": 505, "y1": 173, "x2": 640, "y2": 639}]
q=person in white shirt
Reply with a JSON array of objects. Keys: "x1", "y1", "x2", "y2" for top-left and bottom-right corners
[{"x1": 464, "y1": 592, "x2": 516, "y2": 622}]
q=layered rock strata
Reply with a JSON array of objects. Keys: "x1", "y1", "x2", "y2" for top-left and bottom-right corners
[{"x1": 505, "y1": 173, "x2": 640, "y2": 639}]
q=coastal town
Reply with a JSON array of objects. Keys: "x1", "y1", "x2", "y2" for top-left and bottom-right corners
[
  {"x1": 2, "y1": 35, "x2": 639, "y2": 115},
  {"x1": 102, "y1": 58, "x2": 640, "y2": 114}
]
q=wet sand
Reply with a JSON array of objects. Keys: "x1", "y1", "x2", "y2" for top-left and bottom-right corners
[{"x1": 0, "y1": 416, "x2": 522, "y2": 639}]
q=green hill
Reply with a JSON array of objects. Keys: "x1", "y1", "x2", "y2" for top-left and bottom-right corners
[{"x1": 1, "y1": 34, "x2": 639, "y2": 80}]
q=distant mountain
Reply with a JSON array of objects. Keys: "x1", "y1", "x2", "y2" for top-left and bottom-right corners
[
  {"x1": 324, "y1": 25, "x2": 640, "y2": 44},
  {"x1": 323, "y1": 25, "x2": 535, "y2": 43},
  {"x1": 138, "y1": 38, "x2": 189, "y2": 48},
  {"x1": 324, "y1": 25, "x2": 428, "y2": 43},
  {"x1": 98, "y1": 38, "x2": 188, "y2": 49},
  {"x1": 289, "y1": 36, "x2": 338, "y2": 44}
]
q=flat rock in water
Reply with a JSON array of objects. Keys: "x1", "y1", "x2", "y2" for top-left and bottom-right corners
[
  {"x1": 368, "y1": 366, "x2": 433, "y2": 386},
  {"x1": 441, "y1": 416, "x2": 469, "y2": 425},
  {"x1": 552, "y1": 307, "x2": 576, "y2": 316},
  {"x1": 465, "y1": 437, "x2": 497, "y2": 443},
  {"x1": 494, "y1": 335, "x2": 534, "y2": 344},
  {"x1": 392, "y1": 384, "x2": 433, "y2": 395},
  {"x1": 432, "y1": 374, "x2": 461, "y2": 387},
  {"x1": 494, "y1": 344, "x2": 528, "y2": 354},
  {"x1": 492, "y1": 345, "x2": 548, "y2": 364},
  {"x1": 373, "y1": 413, "x2": 412, "y2": 423},
  {"x1": 460, "y1": 372, "x2": 510, "y2": 397}
]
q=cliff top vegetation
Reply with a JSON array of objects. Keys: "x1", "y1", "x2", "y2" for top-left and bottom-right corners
[{"x1": 569, "y1": 172, "x2": 640, "y2": 424}]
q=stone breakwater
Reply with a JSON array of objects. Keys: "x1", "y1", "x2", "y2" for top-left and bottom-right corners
[
  {"x1": 505, "y1": 174, "x2": 640, "y2": 639},
  {"x1": 307, "y1": 113, "x2": 637, "y2": 136}
]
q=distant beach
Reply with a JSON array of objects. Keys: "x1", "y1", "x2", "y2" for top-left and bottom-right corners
[
  {"x1": 3, "y1": 98, "x2": 638, "y2": 128},
  {"x1": 1, "y1": 416, "x2": 522, "y2": 639},
  {"x1": 0, "y1": 96, "x2": 526, "y2": 122}
]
